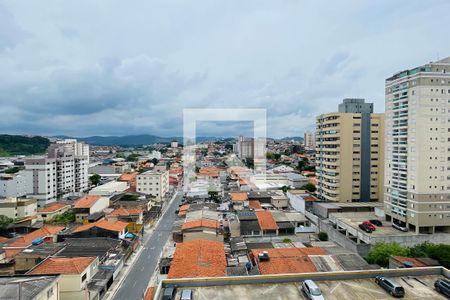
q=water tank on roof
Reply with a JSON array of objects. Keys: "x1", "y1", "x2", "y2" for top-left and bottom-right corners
[
  {"x1": 31, "y1": 237, "x2": 44, "y2": 246},
  {"x1": 403, "y1": 261, "x2": 414, "y2": 268}
]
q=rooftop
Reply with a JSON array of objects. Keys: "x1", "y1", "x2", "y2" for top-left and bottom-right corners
[
  {"x1": 38, "y1": 202, "x2": 69, "y2": 213},
  {"x1": 0, "y1": 275, "x2": 60, "y2": 300},
  {"x1": 28, "y1": 256, "x2": 96, "y2": 275},
  {"x1": 108, "y1": 207, "x2": 143, "y2": 217},
  {"x1": 6, "y1": 225, "x2": 65, "y2": 249},
  {"x1": 168, "y1": 240, "x2": 226, "y2": 279},
  {"x1": 182, "y1": 219, "x2": 219, "y2": 230},
  {"x1": 230, "y1": 192, "x2": 248, "y2": 202},
  {"x1": 255, "y1": 211, "x2": 278, "y2": 230},
  {"x1": 72, "y1": 219, "x2": 128, "y2": 233},
  {"x1": 74, "y1": 195, "x2": 101, "y2": 209}
]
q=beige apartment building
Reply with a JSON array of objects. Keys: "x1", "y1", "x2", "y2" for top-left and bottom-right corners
[
  {"x1": 136, "y1": 169, "x2": 170, "y2": 198},
  {"x1": 384, "y1": 56, "x2": 450, "y2": 234},
  {"x1": 316, "y1": 99, "x2": 385, "y2": 203}
]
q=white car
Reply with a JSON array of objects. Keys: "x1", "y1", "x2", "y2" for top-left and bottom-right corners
[{"x1": 302, "y1": 280, "x2": 324, "y2": 300}]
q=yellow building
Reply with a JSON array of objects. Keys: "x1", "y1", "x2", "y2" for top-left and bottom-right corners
[{"x1": 316, "y1": 99, "x2": 384, "y2": 203}]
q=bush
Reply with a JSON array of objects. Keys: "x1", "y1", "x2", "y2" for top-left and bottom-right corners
[
  {"x1": 318, "y1": 232, "x2": 328, "y2": 241},
  {"x1": 282, "y1": 238, "x2": 292, "y2": 243},
  {"x1": 367, "y1": 242, "x2": 409, "y2": 267}
]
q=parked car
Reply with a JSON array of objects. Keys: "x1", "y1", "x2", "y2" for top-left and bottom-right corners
[
  {"x1": 369, "y1": 219, "x2": 383, "y2": 227},
  {"x1": 163, "y1": 286, "x2": 176, "y2": 300},
  {"x1": 359, "y1": 223, "x2": 373, "y2": 233},
  {"x1": 362, "y1": 221, "x2": 376, "y2": 231},
  {"x1": 434, "y1": 279, "x2": 450, "y2": 297},
  {"x1": 392, "y1": 222, "x2": 408, "y2": 232},
  {"x1": 375, "y1": 276, "x2": 405, "y2": 298},
  {"x1": 180, "y1": 289, "x2": 193, "y2": 300},
  {"x1": 301, "y1": 280, "x2": 325, "y2": 300}
]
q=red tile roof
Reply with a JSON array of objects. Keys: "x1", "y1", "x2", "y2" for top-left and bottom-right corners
[
  {"x1": 168, "y1": 240, "x2": 226, "y2": 279},
  {"x1": 143, "y1": 287, "x2": 155, "y2": 300},
  {"x1": 108, "y1": 207, "x2": 143, "y2": 217},
  {"x1": 74, "y1": 195, "x2": 101, "y2": 209},
  {"x1": 249, "y1": 200, "x2": 262, "y2": 209},
  {"x1": 28, "y1": 256, "x2": 96, "y2": 275},
  {"x1": 118, "y1": 172, "x2": 138, "y2": 182},
  {"x1": 391, "y1": 256, "x2": 428, "y2": 267},
  {"x1": 182, "y1": 219, "x2": 219, "y2": 230},
  {"x1": 198, "y1": 167, "x2": 220, "y2": 177},
  {"x1": 72, "y1": 219, "x2": 128, "y2": 233},
  {"x1": 178, "y1": 204, "x2": 190, "y2": 217},
  {"x1": 230, "y1": 192, "x2": 248, "y2": 202},
  {"x1": 255, "y1": 211, "x2": 279, "y2": 230},
  {"x1": 38, "y1": 202, "x2": 69, "y2": 213},
  {"x1": 8, "y1": 225, "x2": 65, "y2": 248},
  {"x1": 251, "y1": 247, "x2": 326, "y2": 275}
]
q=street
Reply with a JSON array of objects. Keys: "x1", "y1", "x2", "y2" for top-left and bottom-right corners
[{"x1": 111, "y1": 191, "x2": 182, "y2": 300}]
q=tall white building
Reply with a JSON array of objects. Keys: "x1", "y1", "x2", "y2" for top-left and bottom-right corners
[
  {"x1": 303, "y1": 131, "x2": 315, "y2": 149},
  {"x1": 384, "y1": 56, "x2": 450, "y2": 233},
  {"x1": 136, "y1": 170, "x2": 169, "y2": 198},
  {"x1": 0, "y1": 171, "x2": 28, "y2": 198},
  {"x1": 25, "y1": 139, "x2": 89, "y2": 207}
]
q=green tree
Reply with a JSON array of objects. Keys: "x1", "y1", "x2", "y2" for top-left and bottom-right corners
[
  {"x1": 422, "y1": 243, "x2": 450, "y2": 269},
  {"x1": 297, "y1": 159, "x2": 306, "y2": 171},
  {"x1": 273, "y1": 153, "x2": 281, "y2": 161},
  {"x1": 151, "y1": 158, "x2": 159, "y2": 165},
  {"x1": 0, "y1": 215, "x2": 13, "y2": 230},
  {"x1": 89, "y1": 173, "x2": 101, "y2": 186},
  {"x1": 300, "y1": 183, "x2": 316, "y2": 192},
  {"x1": 280, "y1": 185, "x2": 291, "y2": 193},
  {"x1": 126, "y1": 154, "x2": 140, "y2": 162},
  {"x1": 367, "y1": 242, "x2": 409, "y2": 267}
]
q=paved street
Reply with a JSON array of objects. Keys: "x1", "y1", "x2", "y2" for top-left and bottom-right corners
[{"x1": 112, "y1": 191, "x2": 182, "y2": 300}]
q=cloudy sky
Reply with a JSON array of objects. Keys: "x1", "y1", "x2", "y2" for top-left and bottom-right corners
[{"x1": 1, "y1": 1, "x2": 449, "y2": 138}]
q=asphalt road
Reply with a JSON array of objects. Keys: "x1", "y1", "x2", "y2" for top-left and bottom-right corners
[{"x1": 112, "y1": 191, "x2": 182, "y2": 300}]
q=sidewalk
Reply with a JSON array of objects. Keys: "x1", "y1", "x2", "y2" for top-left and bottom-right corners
[{"x1": 104, "y1": 190, "x2": 180, "y2": 300}]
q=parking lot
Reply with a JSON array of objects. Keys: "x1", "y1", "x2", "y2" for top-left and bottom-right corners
[{"x1": 176, "y1": 275, "x2": 447, "y2": 300}]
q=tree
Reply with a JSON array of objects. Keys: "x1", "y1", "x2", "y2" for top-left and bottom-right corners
[
  {"x1": 89, "y1": 173, "x2": 101, "y2": 186},
  {"x1": 281, "y1": 185, "x2": 291, "y2": 193},
  {"x1": 273, "y1": 153, "x2": 281, "y2": 161},
  {"x1": 126, "y1": 154, "x2": 140, "y2": 162},
  {"x1": 300, "y1": 183, "x2": 316, "y2": 192},
  {"x1": 151, "y1": 158, "x2": 159, "y2": 165},
  {"x1": 297, "y1": 159, "x2": 306, "y2": 171},
  {"x1": 208, "y1": 191, "x2": 219, "y2": 202},
  {"x1": 318, "y1": 232, "x2": 328, "y2": 241},
  {"x1": 367, "y1": 242, "x2": 409, "y2": 267},
  {"x1": 0, "y1": 215, "x2": 13, "y2": 230}
]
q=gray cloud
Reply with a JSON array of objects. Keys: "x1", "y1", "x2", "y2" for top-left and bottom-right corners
[{"x1": 0, "y1": 0, "x2": 449, "y2": 138}]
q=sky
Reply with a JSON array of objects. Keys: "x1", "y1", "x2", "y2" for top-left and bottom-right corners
[{"x1": 1, "y1": 0, "x2": 449, "y2": 138}]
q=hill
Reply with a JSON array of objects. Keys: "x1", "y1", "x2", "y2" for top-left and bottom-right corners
[{"x1": 0, "y1": 134, "x2": 50, "y2": 156}]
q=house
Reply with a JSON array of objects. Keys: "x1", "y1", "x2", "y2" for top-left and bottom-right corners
[
  {"x1": 181, "y1": 219, "x2": 223, "y2": 242},
  {"x1": 37, "y1": 202, "x2": 71, "y2": 222},
  {"x1": 238, "y1": 211, "x2": 262, "y2": 237},
  {"x1": 107, "y1": 207, "x2": 143, "y2": 224},
  {"x1": 71, "y1": 219, "x2": 128, "y2": 239},
  {"x1": 177, "y1": 204, "x2": 190, "y2": 217},
  {"x1": 118, "y1": 172, "x2": 138, "y2": 193},
  {"x1": 271, "y1": 211, "x2": 295, "y2": 235},
  {"x1": 1, "y1": 225, "x2": 65, "y2": 258},
  {"x1": 168, "y1": 240, "x2": 226, "y2": 279},
  {"x1": 270, "y1": 191, "x2": 289, "y2": 209},
  {"x1": 0, "y1": 197, "x2": 37, "y2": 220},
  {"x1": 28, "y1": 256, "x2": 99, "y2": 300},
  {"x1": 0, "y1": 275, "x2": 61, "y2": 300},
  {"x1": 255, "y1": 211, "x2": 278, "y2": 236},
  {"x1": 229, "y1": 192, "x2": 249, "y2": 210},
  {"x1": 14, "y1": 243, "x2": 66, "y2": 274},
  {"x1": 73, "y1": 195, "x2": 109, "y2": 223}
]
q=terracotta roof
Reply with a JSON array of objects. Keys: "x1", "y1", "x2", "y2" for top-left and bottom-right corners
[
  {"x1": 143, "y1": 287, "x2": 155, "y2": 300},
  {"x1": 255, "y1": 211, "x2": 279, "y2": 230},
  {"x1": 38, "y1": 202, "x2": 69, "y2": 213},
  {"x1": 198, "y1": 167, "x2": 220, "y2": 177},
  {"x1": 72, "y1": 219, "x2": 128, "y2": 233},
  {"x1": 28, "y1": 256, "x2": 96, "y2": 275},
  {"x1": 182, "y1": 219, "x2": 219, "y2": 230},
  {"x1": 0, "y1": 236, "x2": 8, "y2": 243},
  {"x1": 303, "y1": 196, "x2": 317, "y2": 202},
  {"x1": 391, "y1": 256, "x2": 428, "y2": 267},
  {"x1": 249, "y1": 200, "x2": 262, "y2": 209},
  {"x1": 168, "y1": 240, "x2": 226, "y2": 279},
  {"x1": 230, "y1": 192, "x2": 248, "y2": 202},
  {"x1": 251, "y1": 247, "x2": 326, "y2": 275},
  {"x1": 108, "y1": 207, "x2": 143, "y2": 217},
  {"x1": 178, "y1": 204, "x2": 190, "y2": 217},
  {"x1": 8, "y1": 225, "x2": 65, "y2": 248},
  {"x1": 74, "y1": 195, "x2": 101, "y2": 208},
  {"x1": 118, "y1": 172, "x2": 138, "y2": 182}
]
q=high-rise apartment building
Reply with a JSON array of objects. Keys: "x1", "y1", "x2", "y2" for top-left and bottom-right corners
[
  {"x1": 316, "y1": 98, "x2": 384, "y2": 203},
  {"x1": 25, "y1": 139, "x2": 89, "y2": 207},
  {"x1": 384, "y1": 57, "x2": 450, "y2": 234},
  {"x1": 235, "y1": 136, "x2": 254, "y2": 160},
  {"x1": 304, "y1": 131, "x2": 315, "y2": 149}
]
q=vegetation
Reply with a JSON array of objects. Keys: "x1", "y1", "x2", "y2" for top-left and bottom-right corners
[
  {"x1": 89, "y1": 173, "x2": 101, "y2": 186},
  {"x1": 318, "y1": 232, "x2": 329, "y2": 241},
  {"x1": 120, "y1": 194, "x2": 140, "y2": 201},
  {"x1": 208, "y1": 191, "x2": 220, "y2": 202},
  {"x1": 0, "y1": 215, "x2": 13, "y2": 229},
  {"x1": 366, "y1": 242, "x2": 450, "y2": 268},
  {"x1": 0, "y1": 134, "x2": 50, "y2": 156},
  {"x1": 126, "y1": 153, "x2": 140, "y2": 162},
  {"x1": 151, "y1": 158, "x2": 159, "y2": 165},
  {"x1": 280, "y1": 185, "x2": 291, "y2": 193},
  {"x1": 3, "y1": 166, "x2": 24, "y2": 174},
  {"x1": 282, "y1": 238, "x2": 292, "y2": 243},
  {"x1": 300, "y1": 183, "x2": 316, "y2": 192},
  {"x1": 46, "y1": 211, "x2": 75, "y2": 225}
]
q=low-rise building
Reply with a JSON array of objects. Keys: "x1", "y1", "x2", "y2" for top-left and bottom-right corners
[
  {"x1": 37, "y1": 202, "x2": 71, "y2": 222},
  {"x1": 73, "y1": 195, "x2": 109, "y2": 223},
  {"x1": 0, "y1": 197, "x2": 37, "y2": 220},
  {"x1": 168, "y1": 240, "x2": 226, "y2": 279},
  {"x1": 136, "y1": 170, "x2": 169, "y2": 198},
  {"x1": 0, "y1": 275, "x2": 61, "y2": 300},
  {"x1": 71, "y1": 219, "x2": 128, "y2": 239},
  {"x1": 89, "y1": 181, "x2": 129, "y2": 197},
  {"x1": 28, "y1": 256, "x2": 99, "y2": 300},
  {"x1": 0, "y1": 172, "x2": 28, "y2": 198},
  {"x1": 181, "y1": 219, "x2": 223, "y2": 242}
]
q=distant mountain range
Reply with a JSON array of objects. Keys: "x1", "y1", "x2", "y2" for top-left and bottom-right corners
[{"x1": 0, "y1": 134, "x2": 50, "y2": 156}]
